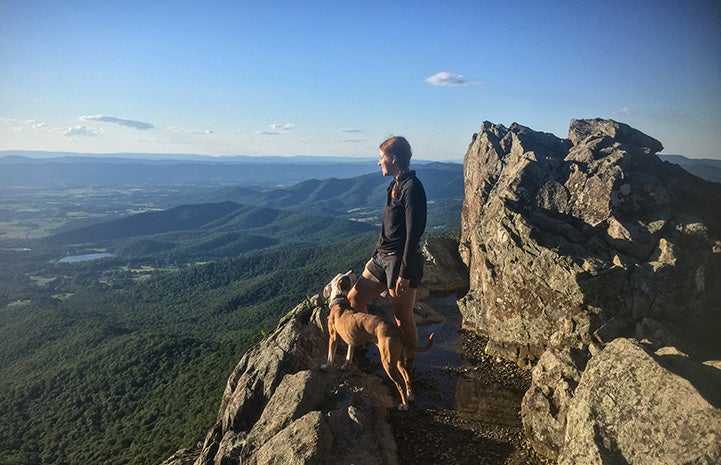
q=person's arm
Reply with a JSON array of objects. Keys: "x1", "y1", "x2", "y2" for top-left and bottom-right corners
[{"x1": 398, "y1": 180, "x2": 427, "y2": 284}]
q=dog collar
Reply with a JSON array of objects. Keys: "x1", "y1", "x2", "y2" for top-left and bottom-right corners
[{"x1": 329, "y1": 295, "x2": 350, "y2": 308}]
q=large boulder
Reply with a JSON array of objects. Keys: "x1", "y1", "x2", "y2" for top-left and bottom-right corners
[
  {"x1": 520, "y1": 347, "x2": 590, "y2": 459},
  {"x1": 459, "y1": 118, "x2": 721, "y2": 366},
  {"x1": 558, "y1": 338, "x2": 721, "y2": 465},
  {"x1": 420, "y1": 235, "x2": 469, "y2": 297}
]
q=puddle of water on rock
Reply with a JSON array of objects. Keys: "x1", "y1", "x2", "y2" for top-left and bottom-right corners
[
  {"x1": 367, "y1": 294, "x2": 526, "y2": 427},
  {"x1": 455, "y1": 376, "x2": 524, "y2": 427}
]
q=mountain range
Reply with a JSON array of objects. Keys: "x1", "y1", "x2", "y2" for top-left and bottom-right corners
[
  {"x1": 45, "y1": 162, "x2": 465, "y2": 263},
  {"x1": 658, "y1": 154, "x2": 721, "y2": 182},
  {"x1": 0, "y1": 152, "x2": 457, "y2": 189}
]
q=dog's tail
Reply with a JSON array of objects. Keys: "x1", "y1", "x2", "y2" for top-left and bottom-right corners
[
  {"x1": 398, "y1": 329, "x2": 435, "y2": 353},
  {"x1": 415, "y1": 332, "x2": 435, "y2": 353}
]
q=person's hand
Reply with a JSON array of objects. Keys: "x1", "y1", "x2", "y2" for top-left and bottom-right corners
[{"x1": 395, "y1": 277, "x2": 410, "y2": 295}]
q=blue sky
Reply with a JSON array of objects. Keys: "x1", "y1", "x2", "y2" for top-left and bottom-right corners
[{"x1": 1, "y1": 0, "x2": 720, "y2": 161}]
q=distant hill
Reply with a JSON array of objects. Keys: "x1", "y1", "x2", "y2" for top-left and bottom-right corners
[
  {"x1": 49, "y1": 201, "x2": 377, "y2": 261},
  {"x1": 45, "y1": 163, "x2": 464, "y2": 261},
  {"x1": 659, "y1": 154, "x2": 721, "y2": 183},
  {"x1": 197, "y1": 163, "x2": 465, "y2": 229}
]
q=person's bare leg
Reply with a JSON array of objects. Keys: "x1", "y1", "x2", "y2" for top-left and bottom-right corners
[{"x1": 347, "y1": 260, "x2": 386, "y2": 313}]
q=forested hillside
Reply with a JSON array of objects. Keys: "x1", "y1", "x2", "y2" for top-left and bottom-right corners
[
  {"x1": 0, "y1": 232, "x2": 378, "y2": 465},
  {"x1": 50, "y1": 201, "x2": 376, "y2": 264}
]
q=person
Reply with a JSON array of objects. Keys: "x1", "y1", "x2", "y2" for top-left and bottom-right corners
[{"x1": 347, "y1": 135, "x2": 427, "y2": 372}]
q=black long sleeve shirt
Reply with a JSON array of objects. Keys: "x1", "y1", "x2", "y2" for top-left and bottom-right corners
[{"x1": 376, "y1": 170, "x2": 427, "y2": 278}]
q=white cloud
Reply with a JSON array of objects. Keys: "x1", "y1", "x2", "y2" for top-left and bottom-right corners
[
  {"x1": 80, "y1": 114, "x2": 154, "y2": 130},
  {"x1": 257, "y1": 123, "x2": 295, "y2": 135},
  {"x1": 0, "y1": 118, "x2": 47, "y2": 130},
  {"x1": 425, "y1": 71, "x2": 479, "y2": 87},
  {"x1": 612, "y1": 107, "x2": 632, "y2": 116},
  {"x1": 340, "y1": 128, "x2": 363, "y2": 133},
  {"x1": 64, "y1": 125, "x2": 103, "y2": 137},
  {"x1": 167, "y1": 126, "x2": 214, "y2": 135},
  {"x1": 270, "y1": 123, "x2": 295, "y2": 131}
]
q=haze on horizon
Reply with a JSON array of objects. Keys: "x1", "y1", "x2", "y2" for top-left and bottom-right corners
[{"x1": 1, "y1": 1, "x2": 720, "y2": 161}]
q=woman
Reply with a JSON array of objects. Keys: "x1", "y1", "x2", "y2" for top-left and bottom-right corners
[{"x1": 348, "y1": 136, "x2": 427, "y2": 372}]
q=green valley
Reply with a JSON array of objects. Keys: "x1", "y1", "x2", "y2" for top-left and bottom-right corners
[{"x1": 0, "y1": 156, "x2": 464, "y2": 465}]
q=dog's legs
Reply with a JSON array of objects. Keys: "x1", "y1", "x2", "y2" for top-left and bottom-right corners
[
  {"x1": 340, "y1": 344, "x2": 354, "y2": 370},
  {"x1": 385, "y1": 361, "x2": 409, "y2": 411},
  {"x1": 320, "y1": 336, "x2": 337, "y2": 371},
  {"x1": 398, "y1": 360, "x2": 414, "y2": 402},
  {"x1": 379, "y1": 343, "x2": 409, "y2": 410}
]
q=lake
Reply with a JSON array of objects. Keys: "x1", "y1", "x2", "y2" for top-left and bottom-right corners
[{"x1": 58, "y1": 252, "x2": 116, "y2": 263}]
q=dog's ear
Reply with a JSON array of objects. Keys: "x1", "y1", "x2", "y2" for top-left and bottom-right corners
[
  {"x1": 346, "y1": 271, "x2": 357, "y2": 288},
  {"x1": 339, "y1": 275, "x2": 352, "y2": 292}
]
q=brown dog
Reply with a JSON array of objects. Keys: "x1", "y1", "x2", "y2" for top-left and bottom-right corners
[{"x1": 320, "y1": 271, "x2": 434, "y2": 411}]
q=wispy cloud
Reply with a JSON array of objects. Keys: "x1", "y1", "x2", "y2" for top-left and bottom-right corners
[
  {"x1": 270, "y1": 123, "x2": 295, "y2": 131},
  {"x1": 167, "y1": 126, "x2": 214, "y2": 135},
  {"x1": 0, "y1": 118, "x2": 47, "y2": 130},
  {"x1": 80, "y1": 115, "x2": 154, "y2": 130},
  {"x1": 64, "y1": 125, "x2": 103, "y2": 137},
  {"x1": 257, "y1": 123, "x2": 295, "y2": 135},
  {"x1": 340, "y1": 128, "x2": 364, "y2": 133},
  {"x1": 612, "y1": 107, "x2": 632, "y2": 116},
  {"x1": 425, "y1": 71, "x2": 480, "y2": 87}
]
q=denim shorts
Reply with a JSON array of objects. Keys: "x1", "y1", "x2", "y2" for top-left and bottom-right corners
[{"x1": 366, "y1": 250, "x2": 424, "y2": 289}]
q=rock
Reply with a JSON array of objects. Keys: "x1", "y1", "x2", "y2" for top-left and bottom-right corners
[
  {"x1": 214, "y1": 298, "x2": 328, "y2": 437},
  {"x1": 557, "y1": 338, "x2": 721, "y2": 465},
  {"x1": 412, "y1": 302, "x2": 445, "y2": 325},
  {"x1": 420, "y1": 236, "x2": 469, "y2": 297},
  {"x1": 249, "y1": 411, "x2": 333, "y2": 465},
  {"x1": 459, "y1": 119, "x2": 721, "y2": 366},
  {"x1": 158, "y1": 449, "x2": 199, "y2": 465},
  {"x1": 178, "y1": 296, "x2": 401, "y2": 465},
  {"x1": 521, "y1": 347, "x2": 589, "y2": 458}
]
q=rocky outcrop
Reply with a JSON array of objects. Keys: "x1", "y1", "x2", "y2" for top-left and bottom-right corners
[
  {"x1": 160, "y1": 236, "x2": 468, "y2": 465},
  {"x1": 459, "y1": 118, "x2": 721, "y2": 365},
  {"x1": 558, "y1": 338, "x2": 721, "y2": 465},
  {"x1": 459, "y1": 118, "x2": 721, "y2": 462},
  {"x1": 181, "y1": 297, "x2": 399, "y2": 465}
]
